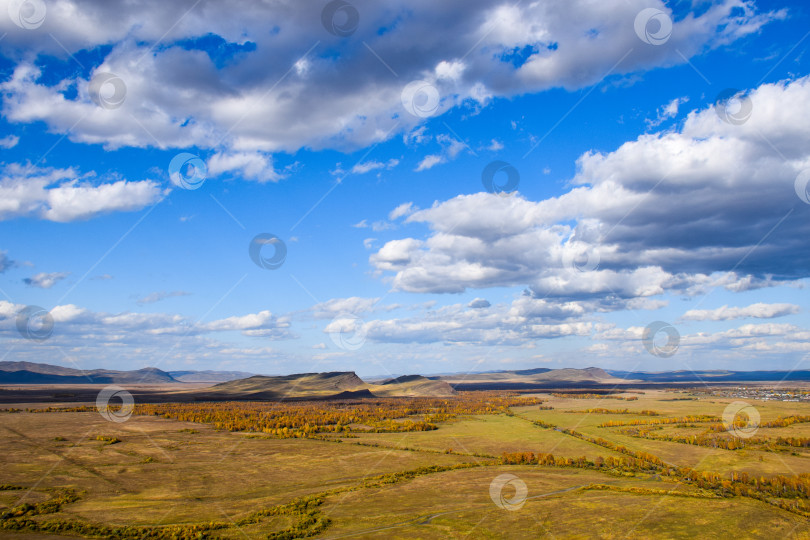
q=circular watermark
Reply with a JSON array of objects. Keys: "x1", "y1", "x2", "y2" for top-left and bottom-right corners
[
  {"x1": 562, "y1": 241, "x2": 601, "y2": 273},
  {"x1": 489, "y1": 473, "x2": 527, "y2": 511},
  {"x1": 328, "y1": 313, "x2": 367, "y2": 351},
  {"x1": 249, "y1": 233, "x2": 287, "y2": 270},
  {"x1": 168, "y1": 153, "x2": 207, "y2": 190},
  {"x1": 88, "y1": 72, "x2": 127, "y2": 110},
  {"x1": 401, "y1": 80, "x2": 440, "y2": 118},
  {"x1": 714, "y1": 89, "x2": 752, "y2": 125},
  {"x1": 8, "y1": 0, "x2": 46, "y2": 30},
  {"x1": 634, "y1": 8, "x2": 672, "y2": 46},
  {"x1": 794, "y1": 169, "x2": 810, "y2": 205},
  {"x1": 15, "y1": 305, "x2": 54, "y2": 341},
  {"x1": 642, "y1": 321, "x2": 679, "y2": 358},
  {"x1": 96, "y1": 385, "x2": 134, "y2": 423},
  {"x1": 321, "y1": 0, "x2": 359, "y2": 37},
  {"x1": 722, "y1": 401, "x2": 760, "y2": 438},
  {"x1": 481, "y1": 160, "x2": 519, "y2": 195}
]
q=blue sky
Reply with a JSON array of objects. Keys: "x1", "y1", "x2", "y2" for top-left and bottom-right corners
[{"x1": 1, "y1": 0, "x2": 810, "y2": 377}]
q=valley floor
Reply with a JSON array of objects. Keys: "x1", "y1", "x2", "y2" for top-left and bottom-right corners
[{"x1": 0, "y1": 389, "x2": 809, "y2": 538}]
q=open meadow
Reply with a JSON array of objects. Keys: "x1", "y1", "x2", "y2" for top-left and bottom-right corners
[{"x1": 0, "y1": 388, "x2": 809, "y2": 538}]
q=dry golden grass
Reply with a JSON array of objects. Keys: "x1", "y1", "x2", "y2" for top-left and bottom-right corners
[{"x1": 1, "y1": 388, "x2": 809, "y2": 538}]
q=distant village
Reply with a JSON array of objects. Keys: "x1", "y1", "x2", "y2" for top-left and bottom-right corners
[{"x1": 695, "y1": 387, "x2": 810, "y2": 402}]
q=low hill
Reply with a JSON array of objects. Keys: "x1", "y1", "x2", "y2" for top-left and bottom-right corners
[
  {"x1": 373, "y1": 375, "x2": 456, "y2": 397},
  {"x1": 382, "y1": 375, "x2": 426, "y2": 385},
  {"x1": 606, "y1": 369, "x2": 810, "y2": 383},
  {"x1": 205, "y1": 371, "x2": 456, "y2": 399},
  {"x1": 169, "y1": 370, "x2": 254, "y2": 383},
  {"x1": 513, "y1": 368, "x2": 554, "y2": 376},
  {"x1": 205, "y1": 372, "x2": 368, "y2": 399},
  {"x1": 534, "y1": 367, "x2": 616, "y2": 381},
  {"x1": 439, "y1": 367, "x2": 629, "y2": 390}
]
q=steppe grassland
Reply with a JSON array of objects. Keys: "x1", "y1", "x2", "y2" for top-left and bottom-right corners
[{"x1": 1, "y1": 389, "x2": 809, "y2": 538}]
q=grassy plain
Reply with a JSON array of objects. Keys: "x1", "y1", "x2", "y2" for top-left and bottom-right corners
[{"x1": 0, "y1": 388, "x2": 809, "y2": 538}]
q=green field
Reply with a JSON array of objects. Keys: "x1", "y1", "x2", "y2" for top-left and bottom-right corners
[{"x1": 1, "y1": 389, "x2": 810, "y2": 538}]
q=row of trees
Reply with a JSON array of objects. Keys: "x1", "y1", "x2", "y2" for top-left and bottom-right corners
[
  {"x1": 760, "y1": 414, "x2": 810, "y2": 428},
  {"x1": 577, "y1": 408, "x2": 659, "y2": 415},
  {"x1": 595, "y1": 410, "x2": 810, "y2": 452},
  {"x1": 616, "y1": 427, "x2": 754, "y2": 450},
  {"x1": 503, "y1": 433, "x2": 810, "y2": 517},
  {"x1": 551, "y1": 393, "x2": 639, "y2": 401},
  {"x1": 598, "y1": 415, "x2": 720, "y2": 428},
  {"x1": 500, "y1": 452, "x2": 658, "y2": 474},
  {"x1": 515, "y1": 408, "x2": 810, "y2": 518},
  {"x1": 526, "y1": 418, "x2": 666, "y2": 468}
]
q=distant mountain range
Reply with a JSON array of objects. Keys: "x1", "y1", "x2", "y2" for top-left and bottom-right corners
[
  {"x1": 606, "y1": 369, "x2": 810, "y2": 383},
  {"x1": 0, "y1": 362, "x2": 252, "y2": 384},
  {"x1": 2, "y1": 362, "x2": 810, "y2": 398},
  {"x1": 438, "y1": 367, "x2": 617, "y2": 383}
]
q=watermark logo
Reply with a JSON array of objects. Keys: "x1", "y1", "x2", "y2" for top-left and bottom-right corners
[
  {"x1": 482, "y1": 161, "x2": 519, "y2": 195},
  {"x1": 714, "y1": 89, "x2": 752, "y2": 125},
  {"x1": 88, "y1": 73, "x2": 127, "y2": 110},
  {"x1": 794, "y1": 169, "x2": 810, "y2": 205},
  {"x1": 96, "y1": 385, "x2": 134, "y2": 423},
  {"x1": 722, "y1": 401, "x2": 760, "y2": 438},
  {"x1": 489, "y1": 473, "x2": 527, "y2": 511},
  {"x1": 634, "y1": 8, "x2": 672, "y2": 46},
  {"x1": 169, "y1": 153, "x2": 207, "y2": 190},
  {"x1": 327, "y1": 313, "x2": 367, "y2": 351},
  {"x1": 249, "y1": 233, "x2": 287, "y2": 270},
  {"x1": 401, "y1": 80, "x2": 440, "y2": 118},
  {"x1": 562, "y1": 241, "x2": 601, "y2": 273},
  {"x1": 642, "y1": 321, "x2": 679, "y2": 358},
  {"x1": 321, "y1": 0, "x2": 359, "y2": 37},
  {"x1": 8, "y1": 0, "x2": 46, "y2": 29},
  {"x1": 15, "y1": 305, "x2": 53, "y2": 341}
]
